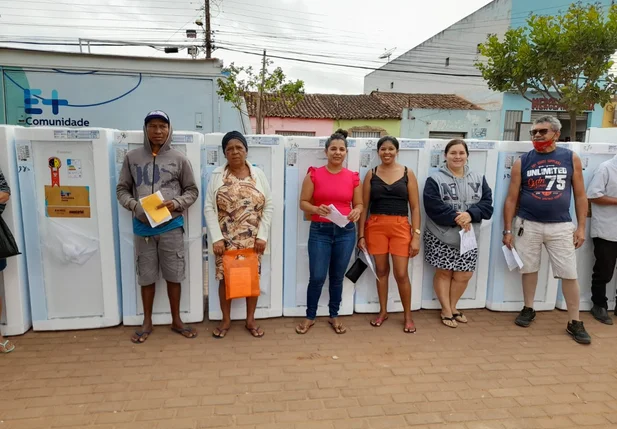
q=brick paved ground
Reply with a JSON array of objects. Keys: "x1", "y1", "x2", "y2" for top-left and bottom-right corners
[{"x1": 1, "y1": 309, "x2": 617, "y2": 429}]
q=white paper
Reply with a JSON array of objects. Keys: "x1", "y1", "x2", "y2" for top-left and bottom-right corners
[
  {"x1": 140, "y1": 191, "x2": 172, "y2": 228},
  {"x1": 459, "y1": 225, "x2": 478, "y2": 255},
  {"x1": 324, "y1": 203, "x2": 350, "y2": 228},
  {"x1": 502, "y1": 245, "x2": 524, "y2": 271},
  {"x1": 360, "y1": 249, "x2": 379, "y2": 281}
]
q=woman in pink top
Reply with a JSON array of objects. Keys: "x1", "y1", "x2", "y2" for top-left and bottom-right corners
[{"x1": 296, "y1": 129, "x2": 363, "y2": 335}]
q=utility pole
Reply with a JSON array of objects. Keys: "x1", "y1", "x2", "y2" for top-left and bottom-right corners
[
  {"x1": 256, "y1": 49, "x2": 267, "y2": 134},
  {"x1": 205, "y1": 0, "x2": 212, "y2": 58}
]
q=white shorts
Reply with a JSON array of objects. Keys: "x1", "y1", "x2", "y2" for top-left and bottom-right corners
[{"x1": 513, "y1": 217, "x2": 578, "y2": 280}]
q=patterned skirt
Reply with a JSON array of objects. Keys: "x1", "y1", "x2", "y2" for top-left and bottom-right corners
[{"x1": 423, "y1": 229, "x2": 477, "y2": 272}]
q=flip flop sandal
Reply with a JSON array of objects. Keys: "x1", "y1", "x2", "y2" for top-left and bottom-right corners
[
  {"x1": 370, "y1": 315, "x2": 389, "y2": 327},
  {"x1": 171, "y1": 327, "x2": 198, "y2": 339},
  {"x1": 295, "y1": 322, "x2": 315, "y2": 335},
  {"x1": 441, "y1": 315, "x2": 458, "y2": 328},
  {"x1": 245, "y1": 326, "x2": 265, "y2": 338},
  {"x1": 0, "y1": 339, "x2": 15, "y2": 353},
  {"x1": 131, "y1": 330, "x2": 152, "y2": 344},
  {"x1": 403, "y1": 321, "x2": 417, "y2": 333},
  {"x1": 212, "y1": 327, "x2": 229, "y2": 339},
  {"x1": 328, "y1": 320, "x2": 347, "y2": 334},
  {"x1": 453, "y1": 313, "x2": 468, "y2": 323}
]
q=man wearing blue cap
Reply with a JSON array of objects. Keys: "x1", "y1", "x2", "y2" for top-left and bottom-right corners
[{"x1": 117, "y1": 110, "x2": 199, "y2": 343}]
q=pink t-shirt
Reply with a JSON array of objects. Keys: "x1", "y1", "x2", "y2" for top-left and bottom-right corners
[{"x1": 308, "y1": 166, "x2": 360, "y2": 222}]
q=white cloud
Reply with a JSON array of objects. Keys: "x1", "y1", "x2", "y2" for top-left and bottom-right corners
[{"x1": 0, "y1": 0, "x2": 493, "y2": 93}]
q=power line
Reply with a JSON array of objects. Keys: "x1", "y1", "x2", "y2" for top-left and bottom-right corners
[
  {"x1": 0, "y1": 0, "x2": 586, "y2": 51},
  {"x1": 0, "y1": 12, "x2": 203, "y2": 26},
  {"x1": 217, "y1": 46, "x2": 484, "y2": 78},
  {"x1": 0, "y1": 5, "x2": 199, "y2": 19},
  {"x1": 0, "y1": 0, "x2": 197, "y2": 11},
  {"x1": 223, "y1": 0, "x2": 330, "y2": 17},
  {"x1": 215, "y1": 40, "x2": 482, "y2": 71}
]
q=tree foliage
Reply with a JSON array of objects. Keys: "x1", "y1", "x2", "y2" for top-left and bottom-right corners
[
  {"x1": 217, "y1": 58, "x2": 305, "y2": 134},
  {"x1": 476, "y1": 2, "x2": 617, "y2": 138}
]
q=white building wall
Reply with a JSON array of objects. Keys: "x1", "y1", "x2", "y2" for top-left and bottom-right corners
[{"x1": 363, "y1": 0, "x2": 512, "y2": 111}]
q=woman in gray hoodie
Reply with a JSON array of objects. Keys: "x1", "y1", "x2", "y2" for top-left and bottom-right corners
[{"x1": 423, "y1": 139, "x2": 493, "y2": 328}]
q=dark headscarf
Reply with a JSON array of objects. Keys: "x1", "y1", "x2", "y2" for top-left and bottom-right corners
[{"x1": 222, "y1": 131, "x2": 248, "y2": 152}]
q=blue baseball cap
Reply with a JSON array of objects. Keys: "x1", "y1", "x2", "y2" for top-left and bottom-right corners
[{"x1": 145, "y1": 110, "x2": 170, "y2": 125}]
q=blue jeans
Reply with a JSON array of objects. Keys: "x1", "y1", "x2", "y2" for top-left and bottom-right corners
[{"x1": 306, "y1": 221, "x2": 356, "y2": 320}]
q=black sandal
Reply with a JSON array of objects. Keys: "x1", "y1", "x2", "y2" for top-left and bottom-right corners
[{"x1": 453, "y1": 313, "x2": 468, "y2": 323}]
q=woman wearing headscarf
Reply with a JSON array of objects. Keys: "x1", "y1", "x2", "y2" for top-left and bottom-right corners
[{"x1": 204, "y1": 131, "x2": 274, "y2": 339}]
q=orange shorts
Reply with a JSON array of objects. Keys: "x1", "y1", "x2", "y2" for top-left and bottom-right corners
[{"x1": 365, "y1": 215, "x2": 412, "y2": 257}]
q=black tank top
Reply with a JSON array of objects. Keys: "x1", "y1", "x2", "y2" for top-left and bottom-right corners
[{"x1": 369, "y1": 166, "x2": 409, "y2": 216}]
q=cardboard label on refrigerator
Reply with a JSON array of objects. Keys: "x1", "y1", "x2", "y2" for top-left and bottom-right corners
[{"x1": 45, "y1": 186, "x2": 91, "y2": 218}]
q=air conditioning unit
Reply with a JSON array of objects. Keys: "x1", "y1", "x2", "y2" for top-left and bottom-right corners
[{"x1": 188, "y1": 46, "x2": 199, "y2": 58}]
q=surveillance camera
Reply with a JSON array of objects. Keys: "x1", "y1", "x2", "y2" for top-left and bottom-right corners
[{"x1": 195, "y1": 18, "x2": 203, "y2": 26}]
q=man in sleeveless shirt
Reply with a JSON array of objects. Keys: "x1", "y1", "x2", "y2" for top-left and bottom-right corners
[{"x1": 503, "y1": 115, "x2": 591, "y2": 344}]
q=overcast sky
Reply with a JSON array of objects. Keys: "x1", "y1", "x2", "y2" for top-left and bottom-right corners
[{"x1": 0, "y1": 0, "x2": 493, "y2": 93}]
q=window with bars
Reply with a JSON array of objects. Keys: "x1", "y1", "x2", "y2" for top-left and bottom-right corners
[
  {"x1": 351, "y1": 131, "x2": 382, "y2": 138},
  {"x1": 275, "y1": 130, "x2": 316, "y2": 136}
]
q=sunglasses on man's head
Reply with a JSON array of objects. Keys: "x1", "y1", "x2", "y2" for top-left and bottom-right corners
[{"x1": 529, "y1": 128, "x2": 550, "y2": 136}]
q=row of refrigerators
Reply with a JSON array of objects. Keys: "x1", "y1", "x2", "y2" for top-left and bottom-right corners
[{"x1": 0, "y1": 126, "x2": 615, "y2": 335}]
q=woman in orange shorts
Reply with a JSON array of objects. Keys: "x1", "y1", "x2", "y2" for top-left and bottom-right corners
[{"x1": 358, "y1": 136, "x2": 421, "y2": 333}]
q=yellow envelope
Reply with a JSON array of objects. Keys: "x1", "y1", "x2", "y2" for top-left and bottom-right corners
[{"x1": 139, "y1": 192, "x2": 171, "y2": 225}]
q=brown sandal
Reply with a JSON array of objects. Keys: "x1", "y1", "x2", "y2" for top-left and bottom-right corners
[
  {"x1": 441, "y1": 315, "x2": 458, "y2": 328},
  {"x1": 328, "y1": 320, "x2": 347, "y2": 334},
  {"x1": 295, "y1": 321, "x2": 315, "y2": 335},
  {"x1": 245, "y1": 325, "x2": 265, "y2": 338}
]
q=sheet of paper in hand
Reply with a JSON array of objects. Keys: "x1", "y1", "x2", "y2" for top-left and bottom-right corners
[
  {"x1": 459, "y1": 225, "x2": 478, "y2": 256},
  {"x1": 501, "y1": 245, "x2": 524, "y2": 271},
  {"x1": 324, "y1": 204, "x2": 350, "y2": 228}
]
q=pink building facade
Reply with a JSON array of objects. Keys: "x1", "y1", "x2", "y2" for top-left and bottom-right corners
[{"x1": 250, "y1": 117, "x2": 334, "y2": 136}]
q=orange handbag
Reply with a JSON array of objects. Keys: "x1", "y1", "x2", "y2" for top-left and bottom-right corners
[{"x1": 223, "y1": 248, "x2": 261, "y2": 300}]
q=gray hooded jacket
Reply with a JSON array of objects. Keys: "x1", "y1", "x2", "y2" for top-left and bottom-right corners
[
  {"x1": 423, "y1": 165, "x2": 493, "y2": 248},
  {"x1": 116, "y1": 124, "x2": 199, "y2": 224}
]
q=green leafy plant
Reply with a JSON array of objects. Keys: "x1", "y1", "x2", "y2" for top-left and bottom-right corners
[
  {"x1": 476, "y1": 2, "x2": 617, "y2": 138},
  {"x1": 217, "y1": 59, "x2": 305, "y2": 134}
]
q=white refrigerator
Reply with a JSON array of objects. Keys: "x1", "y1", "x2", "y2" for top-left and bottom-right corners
[
  {"x1": 15, "y1": 127, "x2": 121, "y2": 330},
  {"x1": 113, "y1": 130, "x2": 204, "y2": 325},
  {"x1": 0, "y1": 126, "x2": 31, "y2": 336},
  {"x1": 485, "y1": 141, "x2": 566, "y2": 311},
  {"x1": 282, "y1": 136, "x2": 360, "y2": 317},
  {"x1": 421, "y1": 139, "x2": 498, "y2": 310},
  {"x1": 556, "y1": 143, "x2": 617, "y2": 311},
  {"x1": 204, "y1": 133, "x2": 284, "y2": 320},
  {"x1": 353, "y1": 138, "x2": 428, "y2": 313}
]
